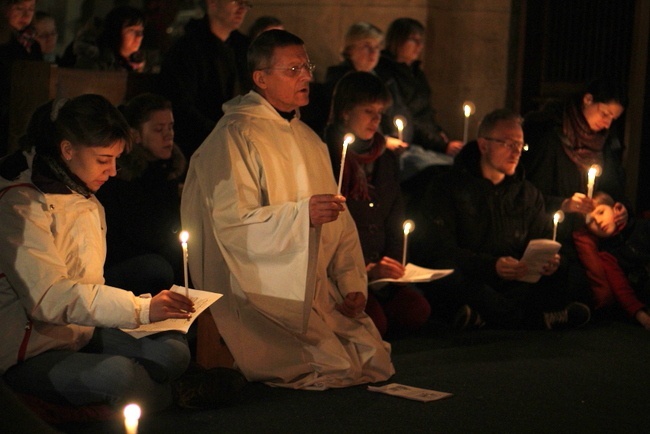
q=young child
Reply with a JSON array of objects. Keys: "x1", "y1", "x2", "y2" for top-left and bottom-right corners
[{"x1": 573, "y1": 191, "x2": 650, "y2": 329}]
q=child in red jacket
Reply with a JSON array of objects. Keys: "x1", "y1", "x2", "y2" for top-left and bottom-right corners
[{"x1": 573, "y1": 191, "x2": 650, "y2": 329}]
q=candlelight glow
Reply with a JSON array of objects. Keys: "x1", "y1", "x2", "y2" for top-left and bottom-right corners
[
  {"x1": 403, "y1": 219, "x2": 415, "y2": 235},
  {"x1": 553, "y1": 210, "x2": 565, "y2": 224},
  {"x1": 179, "y1": 231, "x2": 189, "y2": 244},
  {"x1": 343, "y1": 133, "x2": 355, "y2": 147},
  {"x1": 462, "y1": 101, "x2": 476, "y2": 117},
  {"x1": 124, "y1": 403, "x2": 141, "y2": 421},
  {"x1": 394, "y1": 116, "x2": 406, "y2": 131}
]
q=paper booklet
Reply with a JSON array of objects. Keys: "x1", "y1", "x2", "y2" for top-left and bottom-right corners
[
  {"x1": 369, "y1": 263, "x2": 454, "y2": 286},
  {"x1": 518, "y1": 239, "x2": 562, "y2": 283},
  {"x1": 121, "y1": 285, "x2": 222, "y2": 339},
  {"x1": 368, "y1": 383, "x2": 453, "y2": 402}
]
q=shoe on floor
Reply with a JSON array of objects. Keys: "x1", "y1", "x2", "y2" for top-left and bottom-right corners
[
  {"x1": 173, "y1": 367, "x2": 247, "y2": 410},
  {"x1": 543, "y1": 302, "x2": 591, "y2": 330},
  {"x1": 452, "y1": 305, "x2": 485, "y2": 330}
]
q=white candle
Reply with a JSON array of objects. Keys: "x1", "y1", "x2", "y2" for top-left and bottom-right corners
[
  {"x1": 462, "y1": 101, "x2": 475, "y2": 145},
  {"x1": 123, "y1": 403, "x2": 141, "y2": 434},
  {"x1": 552, "y1": 210, "x2": 564, "y2": 242},
  {"x1": 336, "y1": 133, "x2": 355, "y2": 195},
  {"x1": 394, "y1": 116, "x2": 406, "y2": 142},
  {"x1": 179, "y1": 231, "x2": 189, "y2": 299},
  {"x1": 586, "y1": 164, "x2": 601, "y2": 198},
  {"x1": 402, "y1": 220, "x2": 415, "y2": 266}
]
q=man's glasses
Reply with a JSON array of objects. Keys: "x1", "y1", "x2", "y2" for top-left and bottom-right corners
[
  {"x1": 230, "y1": 0, "x2": 253, "y2": 8},
  {"x1": 264, "y1": 62, "x2": 316, "y2": 77},
  {"x1": 483, "y1": 137, "x2": 529, "y2": 152}
]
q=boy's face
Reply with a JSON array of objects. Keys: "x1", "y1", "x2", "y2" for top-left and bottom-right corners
[{"x1": 588, "y1": 204, "x2": 617, "y2": 237}]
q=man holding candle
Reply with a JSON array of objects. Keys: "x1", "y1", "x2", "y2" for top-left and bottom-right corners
[
  {"x1": 411, "y1": 109, "x2": 590, "y2": 330},
  {"x1": 181, "y1": 30, "x2": 394, "y2": 388}
]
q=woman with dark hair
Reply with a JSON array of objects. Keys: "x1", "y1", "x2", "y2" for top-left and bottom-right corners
[
  {"x1": 74, "y1": 5, "x2": 146, "y2": 72},
  {"x1": 0, "y1": 94, "x2": 239, "y2": 411},
  {"x1": 97, "y1": 93, "x2": 187, "y2": 292},
  {"x1": 324, "y1": 71, "x2": 431, "y2": 336},
  {"x1": 376, "y1": 17, "x2": 462, "y2": 157}
]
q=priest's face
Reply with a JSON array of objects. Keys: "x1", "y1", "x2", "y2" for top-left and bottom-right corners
[{"x1": 256, "y1": 44, "x2": 312, "y2": 112}]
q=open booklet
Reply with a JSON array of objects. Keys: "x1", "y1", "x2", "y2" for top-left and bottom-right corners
[
  {"x1": 121, "y1": 285, "x2": 222, "y2": 339},
  {"x1": 518, "y1": 239, "x2": 562, "y2": 283},
  {"x1": 369, "y1": 263, "x2": 454, "y2": 286}
]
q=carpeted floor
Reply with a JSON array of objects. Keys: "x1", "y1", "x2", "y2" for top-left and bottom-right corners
[{"x1": 56, "y1": 319, "x2": 650, "y2": 434}]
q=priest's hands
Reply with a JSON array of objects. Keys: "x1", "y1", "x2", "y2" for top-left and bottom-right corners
[
  {"x1": 149, "y1": 290, "x2": 195, "y2": 322},
  {"x1": 309, "y1": 194, "x2": 346, "y2": 227},
  {"x1": 336, "y1": 292, "x2": 366, "y2": 318}
]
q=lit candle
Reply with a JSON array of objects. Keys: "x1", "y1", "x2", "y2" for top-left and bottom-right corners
[
  {"x1": 552, "y1": 210, "x2": 564, "y2": 242},
  {"x1": 586, "y1": 164, "x2": 601, "y2": 198},
  {"x1": 336, "y1": 133, "x2": 355, "y2": 195},
  {"x1": 179, "y1": 231, "x2": 189, "y2": 299},
  {"x1": 394, "y1": 116, "x2": 406, "y2": 142},
  {"x1": 462, "y1": 101, "x2": 475, "y2": 145},
  {"x1": 402, "y1": 220, "x2": 415, "y2": 267},
  {"x1": 123, "y1": 403, "x2": 141, "y2": 434}
]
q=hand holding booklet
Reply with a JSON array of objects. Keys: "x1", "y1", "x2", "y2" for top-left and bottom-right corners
[
  {"x1": 518, "y1": 239, "x2": 562, "y2": 283},
  {"x1": 369, "y1": 263, "x2": 454, "y2": 286},
  {"x1": 121, "y1": 285, "x2": 222, "y2": 339}
]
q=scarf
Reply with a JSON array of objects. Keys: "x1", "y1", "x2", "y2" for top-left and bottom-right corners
[
  {"x1": 561, "y1": 100, "x2": 607, "y2": 172},
  {"x1": 335, "y1": 126, "x2": 386, "y2": 201},
  {"x1": 32, "y1": 154, "x2": 95, "y2": 197}
]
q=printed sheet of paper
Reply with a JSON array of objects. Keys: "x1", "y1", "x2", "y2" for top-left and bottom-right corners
[
  {"x1": 369, "y1": 263, "x2": 454, "y2": 286},
  {"x1": 121, "y1": 285, "x2": 222, "y2": 339},
  {"x1": 368, "y1": 383, "x2": 453, "y2": 402},
  {"x1": 519, "y1": 239, "x2": 562, "y2": 283}
]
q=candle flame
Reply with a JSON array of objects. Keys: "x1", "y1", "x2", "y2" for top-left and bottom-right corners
[
  {"x1": 343, "y1": 133, "x2": 355, "y2": 147},
  {"x1": 403, "y1": 219, "x2": 415, "y2": 235},
  {"x1": 462, "y1": 101, "x2": 475, "y2": 117},
  {"x1": 394, "y1": 116, "x2": 406, "y2": 131},
  {"x1": 553, "y1": 210, "x2": 564, "y2": 224},
  {"x1": 179, "y1": 231, "x2": 189, "y2": 244},
  {"x1": 588, "y1": 164, "x2": 602, "y2": 178},
  {"x1": 124, "y1": 403, "x2": 141, "y2": 421}
]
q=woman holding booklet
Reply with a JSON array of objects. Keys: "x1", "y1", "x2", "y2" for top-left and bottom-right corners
[
  {"x1": 0, "y1": 95, "x2": 241, "y2": 412},
  {"x1": 324, "y1": 71, "x2": 430, "y2": 336}
]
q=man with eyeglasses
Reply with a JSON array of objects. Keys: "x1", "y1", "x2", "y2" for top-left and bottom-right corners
[
  {"x1": 159, "y1": 0, "x2": 252, "y2": 159},
  {"x1": 411, "y1": 108, "x2": 591, "y2": 331},
  {"x1": 181, "y1": 30, "x2": 394, "y2": 389}
]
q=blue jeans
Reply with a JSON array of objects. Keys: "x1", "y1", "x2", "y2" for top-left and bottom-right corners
[{"x1": 4, "y1": 328, "x2": 190, "y2": 412}]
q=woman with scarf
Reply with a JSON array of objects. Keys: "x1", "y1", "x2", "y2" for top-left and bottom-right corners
[
  {"x1": 522, "y1": 78, "x2": 628, "y2": 243},
  {"x1": 324, "y1": 71, "x2": 430, "y2": 337}
]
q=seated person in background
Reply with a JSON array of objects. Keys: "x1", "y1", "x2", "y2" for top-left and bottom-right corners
[
  {"x1": 181, "y1": 30, "x2": 394, "y2": 389},
  {"x1": 32, "y1": 11, "x2": 57, "y2": 63},
  {"x1": 375, "y1": 18, "x2": 462, "y2": 157},
  {"x1": 0, "y1": 0, "x2": 41, "y2": 157},
  {"x1": 573, "y1": 191, "x2": 650, "y2": 329},
  {"x1": 0, "y1": 94, "x2": 242, "y2": 412},
  {"x1": 248, "y1": 15, "x2": 283, "y2": 40},
  {"x1": 411, "y1": 108, "x2": 590, "y2": 330},
  {"x1": 96, "y1": 93, "x2": 186, "y2": 294},
  {"x1": 73, "y1": 5, "x2": 147, "y2": 72},
  {"x1": 324, "y1": 71, "x2": 430, "y2": 337}
]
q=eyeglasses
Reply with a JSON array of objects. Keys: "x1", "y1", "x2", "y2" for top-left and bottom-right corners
[
  {"x1": 264, "y1": 62, "x2": 316, "y2": 77},
  {"x1": 230, "y1": 0, "x2": 253, "y2": 8},
  {"x1": 483, "y1": 137, "x2": 529, "y2": 152},
  {"x1": 354, "y1": 42, "x2": 382, "y2": 53}
]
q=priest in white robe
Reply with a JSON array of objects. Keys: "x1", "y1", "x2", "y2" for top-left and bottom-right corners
[{"x1": 181, "y1": 29, "x2": 394, "y2": 389}]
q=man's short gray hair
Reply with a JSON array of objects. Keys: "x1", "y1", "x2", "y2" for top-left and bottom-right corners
[{"x1": 247, "y1": 29, "x2": 304, "y2": 77}]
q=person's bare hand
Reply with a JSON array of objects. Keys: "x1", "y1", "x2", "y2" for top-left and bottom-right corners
[
  {"x1": 385, "y1": 136, "x2": 408, "y2": 154},
  {"x1": 540, "y1": 253, "x2": 561, "y2": 276},
  {"x1": 446, "y1": 140, "x2": 465, "y2": 157},
  {"x1": 149, "y1": 290, "x2": 195, "y2": 322},
  {"x1": 367, "y1": 256, "x2": 405, "y2": 281},
  {"x1": 336, "y1": 291, "x2": 366, "y2": 318},
  {"x1": 562, "y1": 192, "x2": 594, "y2": 215},
  {"x1": 309, "y1": 194, "x2": 345, "y2": 227},
  {"x1": 496, "y1": 256, "x2": 528, "y2": 280},
  {"x1": 635, "y1": 309, "x2": 650, "y2": 330}
]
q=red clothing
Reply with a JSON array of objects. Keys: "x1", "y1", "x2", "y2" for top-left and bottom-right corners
[{"x1": 573, "y1": 229, "x2": 646, "y2": 316}]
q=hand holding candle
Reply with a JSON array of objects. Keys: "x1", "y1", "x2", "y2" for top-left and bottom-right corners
[
  {"x1": 462, "y1": 101, "x2": 475, "y2": 145},
  {"x1": 394, "y1": 116, "x2": 406, "y2": 142},
  {"x1": 586, "y1": 164, "x2": 601, "y2": 198},
  {"x1": 123, "y1": 403, "x2": 141, "y2": 434},
  {"x1": 179, "y1": 231, "x2": 189, "y2": 299},
  {"x1": 552, "y1": 210, "x2": 564, "y2": 242},
  {"x1": 402, "y1": 219, "x2": 415, "y2": 266},
  {"x1": 336, "y1": 133, "x2": 355, "y2": 195}
]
